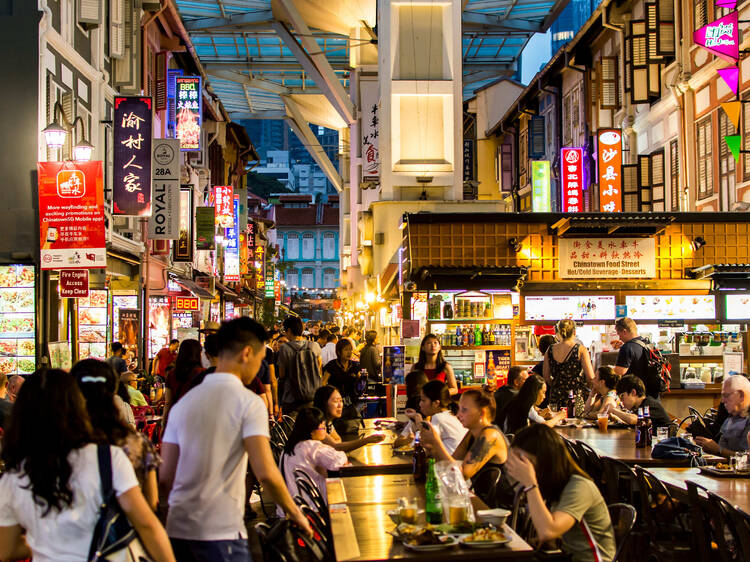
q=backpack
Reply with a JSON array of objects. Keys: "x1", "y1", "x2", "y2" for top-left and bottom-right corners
[
  {"x1": 281, "y1": 340, "x2": 321, "y2": 406},
  {"x1": 633, "y1": 339, "x2": 672, "y2": 394},
  {"x1": 652, "y1": 437, "x2": 706, "y2": 466}
]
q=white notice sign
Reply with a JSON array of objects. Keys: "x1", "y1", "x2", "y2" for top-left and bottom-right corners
[
  {"x1": 148, "y1": 139, "x2": 180, "y2": 240},
  {"x1": 558, "y1": 238, "x2": 655, "y2": 279}
]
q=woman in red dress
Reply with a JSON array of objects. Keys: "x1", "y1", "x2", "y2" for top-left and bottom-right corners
[{"x1": 409, "y1": 334, "x2": 458, "y2": 395}]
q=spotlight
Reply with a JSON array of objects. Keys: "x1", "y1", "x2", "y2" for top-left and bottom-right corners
[
  {"x1": 508, "y1": 238, "x2": 522, "y2": 253},
  {"x1": 691, "y1": 236, "x2": 707, "y2": 251}
]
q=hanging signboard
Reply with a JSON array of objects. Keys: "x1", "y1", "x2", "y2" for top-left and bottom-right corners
[
  {"x1": 597, "y1": 129, "x2": 622, "y2": 212},
  {"x1": 239, "y1": 231, "x2": 249, "y2": 275},
  {"x1": 173, "y1": 296, "x2": 199, "y2": 311},
  {"x1": 531, "y1": 160, "x2": 551, "y2": 212},
  {"x1": 224, "y1": 196, "x2": 240, "y2": 282},
  {"x1": 195, "y1": 206, "x2": 215, "y2": 250},
  {"x1": 561, "y1": 147, "x2": 584, "y2": 213},
  {"x1": 59, "y1": 269, "x2": 89, "y2": 298},
  {"x1": 265, "y1": 258, "x2": 275, "y2": 298},
  {"x1": 528, "y1": 116, "x2": 546, "y2": 159},
  {"x1": 113, "y1": 96, "x2": 152, "y2": 216},
  {"x1": 360, "y1": 78, "x2": 379, "y2": 182},
  {"x1": 558, "y1": 238, "x2": 656, "y2": 278},
  {"x1": 463, "y1": 139, "x2": 475, "y2": 181},
  {"x1": 38, "y1": 161, "x2": 106, "y2": 269},
  {"x1": 255, "y1": 245, "x2": 265, "y2": 291},
  {"x1": 172, "y1": 187, "x2": 193, "y2": 262},
  {"x1": 175, "y1": 76, "x2": 202, "y2": 151},
  {"x1": 148, "y1": 138, "x2": 180, "y2": 239},
  {"x1": 693, "y1": 11, "x2": 739, "y2": 63},
  {"x1": 214, "y1": 186, "x2": 233, "y2": 228}
]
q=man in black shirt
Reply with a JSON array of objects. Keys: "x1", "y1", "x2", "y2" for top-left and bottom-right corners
[
  {"x1": 610, "y1": 375, "x2": 671, "y2": 429},
  {"x1": 613, "y1": 317, "x2": 660, "y2": 398},
  {"x1": 493, "y1": 366, "x2": 529, "y2": 426}
]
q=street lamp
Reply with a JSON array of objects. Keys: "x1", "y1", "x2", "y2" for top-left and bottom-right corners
[
  {"x1": 43, "y1": 101, "x2": 94, "y2": 161},
  {"x1": 42, "y1": 120, "x2": 67, "y2": 149},
  {"x1": 73, "y1": 139, "x2": 94, "y2": 162}
]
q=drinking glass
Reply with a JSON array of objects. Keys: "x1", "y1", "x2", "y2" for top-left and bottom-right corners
[
  {"x1": 656, "y1": 427, "x2": 669, "y2": 443},
  {"x1": 597, "y1": 413, "x2": 609, "y2": 431},
  {"x1": 549, "y1": 403, "x2": 558, "y2": 413},
  {"x1": 398, "y1": 497, "x2": 418, "y2": 524},
  {"x1": 447, "y1": 498, "x2": 470, "y2": 525}
]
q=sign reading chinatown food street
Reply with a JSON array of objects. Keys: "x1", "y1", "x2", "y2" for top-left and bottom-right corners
[
  {"x1": 214, "y1": 186, "x2": 233, "y2": 228},
  {"x1": 558, "y1": 238, "x2": 655, "y2": 279},
  {"x1": 38, "y1": 161, "x2": 106, "y2": 269},
  {"x1": 175, "y1": 76, "x2": 202, "y2": 151},
  {"x1": 195, "y1": 206, "x2": 215, "y2": 250},
  {"x1": 561, "y1": 147, "x2": 584, "y2": 212},
  {"x1": 693, "y1": 11, "x2": 739, "y2": 63},
  {"x1": 172, "y1": 187, "x2": 193, "y2": 262},
  {"x1": 148, "y1": 139, "x2": 180, "y2": 239},
  {"x1": 531, "y1": 160, "x2": 551, "y2": 212},
  {"x1": 59, "y1": 270, "x2": 89, "y2": 298},
  {"x1": 113, "y1": 96, "x2": 152, "y2": 216},
  {"x1": 597, "y1": 129, "x2": 622, "y2": 212}
]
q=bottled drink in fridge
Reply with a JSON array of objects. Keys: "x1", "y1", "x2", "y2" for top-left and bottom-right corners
[
  {"x1": 635, "y1": 408, "x2": 647, "y2": 448},
  {"x1": 425, "y1": 458, "x2": 442, "y2": 524},
  {"x1": 468, "y1": 326, "x2": 475, "y2": 346},
  {"x1": 413, "y1": 435, "x2": 427, "y2": 482},
  {"x1": 567, "y1": 390, "x2": 576, "y2": 419},
  {"x1": 475, "y1": 324, "x2": 482, "y2": 346}
]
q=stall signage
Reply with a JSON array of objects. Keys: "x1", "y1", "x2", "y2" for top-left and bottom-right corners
[
  {"x1": 148, "y1": 139, "x2": 180, "y2": 239},
  {"x1": 113, "y1": 96, "x2": 152, "y2": 216},
  {"x1": 60, "y1": 269, "x2": 89, "y2": 298},
  {"x1": 360, "y1": 78, "x2": 379, "y2": 181},
  {"x1": 463, "y1": 139, "x2": 475, "y2": 181},
  {"x1": 725, "y1": 294, "x2": 750, "y2": 320},
  {"x1": 173, "y1": 296, "x2": 199, "y2": 311},
  {"x1": 255, "y1": 245, "x2": 265, "y2": 291},
  {"x1": 172, "y1": 187, "x2": 193, "y2": 262},
  {"x1": 239, "y1": 231, "x2": 249, "y2": 275},
  {"x1": 195, "y1": 206, "x2": 215, "y2": 250},
  {"x1": 524, "y1": 296, "x2": 616, "y2": 321},
  {"x1": 561, "y1": 147, "x2": 584, "y2": 212},
  {"x1": 38, "y1": 161, "x2": 106, "y2": 269},
  {"x1": 694, "y1": 11, "x2": 739, "y2": 63},
  {"x1": 558, "y1": 238, "x2": 655, "y2": 278},
  {"x1": 658, "y1": 319, "x2": 685, "y2": 327},
  {"x1": 214, "y1": 186, "x2": 233, "y2": 228},
  {"x1": 625, "y1": 295, "x2": 715, "y2": 320},
  {"x1": 224, "y1": 197, "x2": 240, "y2": 282},
  {"x1": 531, "y1": 160, "x2": 551, "y2": 212},
  {"x1": 175, "y1": 76, "x2": 202, "y2": 151},
  {"x1": 264, "y1": 258, "x2": 275, "y2": 298},
  {"x1": 597, "y1": 129, "x2": 622, "y2": 212}
]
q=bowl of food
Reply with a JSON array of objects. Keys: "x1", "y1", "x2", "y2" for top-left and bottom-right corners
[
  {"x1": 476, "y1": 508, "x2": 510, "y2": 528},
  {"x1": 459, "y1": 526, "x2": 509, "y2": 548}
]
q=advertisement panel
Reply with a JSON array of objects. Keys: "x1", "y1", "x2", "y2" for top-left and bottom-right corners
[
  {"x1": 625, "y1": 295, "x2": 715, "y2": 320},
  {"x1": 524, "y1": 296, "x2": 617, "y2": 321},
  {"x1": 175, "y1": 76, "x2": 202, "y2": 151},
  {"x1": 195, "y1": 206, "x2": 215, "y2": 250},
  {"x1": 597, "y1": 129, "x2": 622, "y2": 212},
  {"x1": 113, "y1": 96, "x2": 152, "y2": 216},
  {"x1": 224, "y1": 196, "x2": 240, "y2": 282},
  {"x1": 693, "y1": 11, "x2": 739, "y2": 62},
  {"x1": 558, "y1": 237, "x2": 655, "y2": 279},
  {"x1": 38, "y1": 161, "x2": 106, "y2": 269},
  {"x1": 148, "y1": 139, "x2": 181, "y2": 239},
  {"x1": 561, "y1": 147, "x2": 584, "y2": 213},
  {"x1": 214, "y1": 186, "x2": 233, "y2": 228},
  {"x1": 172, "y1": 187, "x2": 194, "y2": 262},
  {"x1": 117, "y1": 307, "x2": 139, "y2": 361},
  {"x1": 78, "y1": 290, "x2": 108, "y2": 360},
  {"x1": 0, "y1": 265, "x2": 36, "y2": 376},
  {"x1": 531, "y1": 160, "x2": 551, "y2": 212}
]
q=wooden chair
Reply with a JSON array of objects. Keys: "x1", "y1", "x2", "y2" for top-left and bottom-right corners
[
  {"x1": 607, "y1": 503, "x2": 637, "y2": 562},
  {"x1": 705, "y1": 490, "x2": 744, "y2": 562},
  {"x1": 685, "y1": 480, "x2": 713, "y2": 562}
]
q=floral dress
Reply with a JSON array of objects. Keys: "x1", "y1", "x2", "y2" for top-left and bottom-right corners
[
  {"x1": 547, "y1": 343, "x2": 587, "y2": 417},
  {"x1": 120, "y1": 430, "x2": 161, "y2": 486}
]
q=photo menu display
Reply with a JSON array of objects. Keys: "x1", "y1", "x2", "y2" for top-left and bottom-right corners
[
  {"x1": 724, "y1": 294, "x2": 750, "y2": 320},
  {"x1": 625, "y1": 295, "x2": 715, "y2": 320},
  {"x1": 524, "y1": 296, "x2": 616, "y2": 321},
  {"x1": 0, "y1": 265, "x2": 35, "y2": 375}
]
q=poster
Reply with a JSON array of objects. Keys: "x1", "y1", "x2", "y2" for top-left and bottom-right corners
[
  {"x1": 78, "y1": 289, "x2": 108, "y2": 360},
  {"x1": 113, "y1": 295, "x2": 138, "y2": 345},
  {"x1": 0, "y1": 265, "x2": 36, "y2": 376},
  {"x1": 38, "y1": 161, "x2": 106, "y2": 269},
  {"x1": 561, "y1": 147, "x2": 584, "y2": 213},
  {"x1": 195, "y1": 206, "x2": 215, "y2": 250},
  {"x1": 48, "y1": 341, "x2": 72, "y2": 370},
  {"x1": 360, "y1": 78, "x2": 380, "y2": 181},
  {"x1": 172, "y1": 187, "x2": 193, "y2": 262},
  {"x1": 486, "y1": 349, "x2": 511, "y2": 386},
  {"x1": 382, "y1": 345, "x2": 405, "y2": 383},
  {"x1": 148, "y1": 295, "x2": 170, "y2": 357},
  {"x1": 175, "y1": 76, "x2": 202, "y2": 151},
  {"x1": 148, "y1": 138, "x2": 181, "y2": 239},
  {"x1": 117, "y1": 308, "x2": 139, "y2": 362},
  {"x1": 531, "y1": 160, "x2": 551, "y2": 212},
  {"x1": 597, "y1": 129, "x2": 622, "y2": 212},
  {"x1": 558, "y1": 238, "x2": 655, "y2": 278},
  {"x1": 113, "y1": 96, "x2": 152, "y2": 216}
]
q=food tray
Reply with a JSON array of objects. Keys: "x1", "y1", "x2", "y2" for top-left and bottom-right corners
[{"x1": 699, "y1": 466, "x2": 750, "y2": 478}]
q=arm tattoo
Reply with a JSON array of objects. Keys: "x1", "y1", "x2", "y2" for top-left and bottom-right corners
[{"x1": 466, "y1": 434, "x2": 494, "y2": 466}]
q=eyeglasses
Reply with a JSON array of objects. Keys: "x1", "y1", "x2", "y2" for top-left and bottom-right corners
[{"x1": 721, "y1": 391, "x2": 737, "y2": 399}]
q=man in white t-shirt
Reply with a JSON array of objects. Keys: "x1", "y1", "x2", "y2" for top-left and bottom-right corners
[
  {"x1": 320, "y1": 331, "x2": 338, "y2": 366},
  {"x1": 160, "y1": 318, "x2": 311, "y2": 561}
]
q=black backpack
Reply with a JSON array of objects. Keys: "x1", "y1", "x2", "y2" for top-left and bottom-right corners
[
  {"x1": 280, "y1": 340, "x2": 321, "y2": 405},
  {"x1": 633, "y1": 339, "x2": 672, "y2": 394}
]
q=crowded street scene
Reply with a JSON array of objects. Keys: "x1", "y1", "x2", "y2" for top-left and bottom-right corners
[{"x1": 3, "y1": 0, "x2": 750, "y2": 560}]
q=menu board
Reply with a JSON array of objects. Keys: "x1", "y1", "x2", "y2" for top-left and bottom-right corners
[
  {"x1": 625, "y1": 295, "x2": 715, "y2": 320},
  {"x1": 524, "y1": 296, "x2": 616, "y2": 321},
  {"x1": 113, "y1": 295, "x2": 138, "y2": 343},
  {"x1": 149, "y1": 296, "x2": 171, "y2": 357},
  {"x1": 0, "y1": 265, "x2": 36, "y2": 375},
  {"x1": 725, "y1": 294, "x2": 750, "y2": 320},
  {"x1": 78, "y1": 290, "x2": 108, "y2": 360}
]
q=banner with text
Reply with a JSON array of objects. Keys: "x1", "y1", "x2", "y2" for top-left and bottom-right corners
[
  {"x1": 597, "y1": 129, "x2": 622, "y2": 212},
  {"x1": 113, "y1": 96, "x2": 152, "y2": 216},
  {"x1": 558, "y1": 238, "x2": 655, "y2": 278},
  {"x1": 148, "y1": 139, "x2": 180, "y2": 239}
]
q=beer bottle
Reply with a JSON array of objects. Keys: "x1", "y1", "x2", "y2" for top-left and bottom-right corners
[
  {"x1": 635, "y1": 408, "x2": 646, "y2": 448},
  {"x1": 413, "y1": 435, "x2": 427, "y2": 482},
  {"x1": 474, "y1": 324, "x2": 482, "y2": 346},
  {"x1": 425, "y1": 458, "x2": 442, "y2": 524},
  {"x1": 567, "y1": 390, "x2": 576, "y2": 419},
  {"x1": 643, "y1": 406, "x2": 653, "y2": 447}
]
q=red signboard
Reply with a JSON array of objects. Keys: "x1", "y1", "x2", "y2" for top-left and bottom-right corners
[
  {"x1": 173, "y1": 296, "x2": 199, "y2": 311},
  {"x1": 597, "y1": 129, "x2": 623, "y2": 213},
  {"x1": 59, "y1": 269, "x2": 89, "y2": 298},
  {"x1": 38, "y1": 161, "x2": 106, "y2": 269},
  {"x1": 560, "y1": 147, "x2": 584, "y2": 213},
  {"x1": 214, "y1": 186, "x2": 233, "y2": 228}
]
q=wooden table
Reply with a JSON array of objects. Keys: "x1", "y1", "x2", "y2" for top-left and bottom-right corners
[
  {"x1": 326, "y1": 474, "x2": 534, "y2": 561},
  {"x1": 339, "y1": 419, "x2": 413, "y2": 476},
  {"x1": 645, "y1": 467, "x2": 750, "y2": 514}
]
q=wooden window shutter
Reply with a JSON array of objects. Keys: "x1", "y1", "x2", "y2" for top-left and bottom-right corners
[
  {"x1": 590, "y1": 67, "x2": 598, "y2": 113},
  {"x1": 657, "y1": 0, "x2": 675, "y2": 57},
  {"x1": 109, "y1": 0, "x2": 125, "y2": 59},
  {"x1": 630, "y1": 21, "x2": 649, "y2": 104},
  {"x1": 638, "y1": 154, "x2": 653, "y2": 211},
  {"x1": 78, "y1": 0, "x2": 101, "y2": 29},
  {"x1": 622, "y1": 164, "x2": 639, "y2": 212},
  {"x1": 670, "y1": 139, "x2": 680, "y2": 210},
  {"x1": 600, "y1": 56, "x2": 619, "y2": 109},
  {"x1": 624, "y1": 30, "x2": 632, "y2": 94},
  {"x1": 113, "y1": 0, "x2": 140, "y2": 92},
  {"x1": 500, "y1": 143, "x2": 513, "y2": 193},
  {"x1": 694, "y1": 0, "x2": 708, "y2": 31},
  {"x1": 651, "y1": 150, "x2": 665, "y2": 211},
  {"x1": 645, "y1": 5, "x2": 661, "y2": 98},
  {"x1": 696, "y1": 116, "x2": 713, "y2": 199},
  {"x1": 155, "y1": 52, "x2": 168, "y2": 111}
]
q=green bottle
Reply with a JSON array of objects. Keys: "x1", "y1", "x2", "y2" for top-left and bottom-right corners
[
  {"x1": 425, "y1": 458, "x2": 442, "y2": 524},
  {"x1": 475, "y1": 324, "x2": 482, "y2": 346}
]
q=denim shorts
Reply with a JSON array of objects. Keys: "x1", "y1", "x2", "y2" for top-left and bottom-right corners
[{"x1": 170, "y1": 537, "x2": 251, "y2": 562}]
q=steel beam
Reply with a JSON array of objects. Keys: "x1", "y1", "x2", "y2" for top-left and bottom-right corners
[
  {"x1": 462, "y1": 11, "x2": 543, "y2": 33},
  {"x1": 229, "y1": 110, "x2": 289, "y2": 120},
  {"x1": 184, "y1": 10, "x2": 274, "y2": 31}
]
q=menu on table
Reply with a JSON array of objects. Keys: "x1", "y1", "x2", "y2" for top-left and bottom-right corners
[
  {"x1": 0, "y1": 265, "x2": 36, "y2": 375},
  {"x1": 625, "y1": 295, "x2": 715, "y2": 320},
  {"x1": 524, "y1": 296, "x2": 616, "y2": 321},
  {"x1": 78, "y1": 289, "x2": 108, "y2": 360}
]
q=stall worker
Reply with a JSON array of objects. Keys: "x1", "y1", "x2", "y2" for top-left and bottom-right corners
[{"x1": 408, "y1": 334, "x2": 458, "y2": 395}]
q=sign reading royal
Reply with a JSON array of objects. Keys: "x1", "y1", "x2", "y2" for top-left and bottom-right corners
[
  {"x1": 694, "y1": 11, "x2": 739, "y2": 63},
  {"x1": 148, "y1": 139, "x2": 180, "y2": 239},
  {"x1": 597, "y1": 129, "x2": 622, "y2": 213},
  {"x1": 558, "y1": 238, "x2": 655, "y2": 279},
  {"x1": 561, "y1": 147, "x2": 584, "y2": 213}
]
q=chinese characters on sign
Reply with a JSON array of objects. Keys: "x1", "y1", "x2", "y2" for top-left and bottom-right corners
[
  {"x1": 693, "y1": 11, "x2": 739, "y2": 62},
  {"x1": 38, "y1": 161, "x2": 106, "y2": 269},
  {"x1": 531, "y1": 160, "x2": 551, "y2": 212},
  {"x1": 148, "y1": 139, "x2": 181, "y2": 239},
  {"x1": 560, "y1": 147, "x2": 584, "y2": 213},
  {"x1": 597, "y1": 129, "x2": 622, "y2": 213},
  {"x1": 558, "y1": 238, "x2": 655, "y2": 279},
  {"x1": 113, "y1": 97, "x2": 152, "y2": 216},
  {"x1": 224, "y1": 196, "x2": 240, "y2": 282},
  {"x1": 214, "y1": 186, "x2": 233, "y2": 228},
  {"x1": 175, "y1": 76, "x2": 202, "y2": 151},
  {"x1": 463, "y1": 139, "x2": 475, "y2": 181},
  {"x1": 360, "y1": 79, "x2": 379, "y2": 181},
  {"x1": 265, "y1": 258, "x2": 275, "y2": 298},
  {"x1": 255, "y1": 245, "x2": 265, "y2": 291},
  {"x1": 172, "y1": 187, "x2": 193, "y2": 262}
]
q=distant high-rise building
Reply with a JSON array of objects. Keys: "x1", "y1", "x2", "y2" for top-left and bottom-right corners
[{"x1": 550, "y1": 0, "x2": 598, "y2": 55}]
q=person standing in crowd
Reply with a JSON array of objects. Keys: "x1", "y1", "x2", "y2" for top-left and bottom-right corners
[
  {"x1": 277, "y1": 316, "x2": 322, "y2": 413},
  {"x1": 198, "y1": 321, "x2": 220, "y2": 368},
  {"x1": 308, "y1": 322, "x2": 321, "y2": 342},
  {"x1": 694, "y1": 374, "x2": 750, "y2": 457},
  {"x1": 582, "y1": 366, "x2": 621, "y2": 419},
  {"x1": 72, "y1": 359, "x2": 161, "y2": 510},
  {"x1": 359, "y1": 330, "x2": 382, "y2": 381},
  {"x1": 0, "y1": 373, "x2": 12, "y2": 430},
  {"x1": 115, "y1": 373, "x2": 136, "y2": 428},
  {"x1": 153, "y1": 339, "x2": 179, "y2": 378},
  {"x1": 106, "y1": 341, "x2": 129, "y2": 375},
  {"x1": 498, "y1": 374, "x2": 567, "y2": 434},
  {"x1": 6, "y1": 375, "x2": 24, "y2": 403},
  {"x1": 612, "y1": 317, "x2": 661, "y2": 399},
  {"x1": 165, "y1": 339, "x2": 205, "y2": 411},
  {"x1": 531, "y1": 335, "x2": 557, "y2": 376},
  {"x1": 409, "y1": 334, "x2": 458, "y2": 395},
  {"x1": 316, "y1": 328, "x2": 330, "y2": 352},
  {"x1": 312, "y1": 385, "x2": 385, "y2": 451},
  {"x1": 543, "y1": 319, "x2": 595, "y2": 416},
  {"x1": 609, "y1": 375, "x2": 671, "y2": 429},
  {"x1": 494, "y1": 366, "x2": 530, "y2": 422},
  {"x1": 320, "y1": 330, "x2": 338, "y2": 366},
  {"x1": 161, "y1": 318, "x2": 311, "y2": 560},
  {"x1": 122, "y1": 371, "x2": 148, "y2": 406},
  {"x1": 0, "y1": 369, "x2": 174, "y2": 561},
  {"x1": 505, "y1": 424, "x2": 616, "y2": 562},
  {"x1": 322, "y1": 339, "x2": 363, "y2": 434}
]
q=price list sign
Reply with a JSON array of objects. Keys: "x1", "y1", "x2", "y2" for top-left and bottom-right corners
[
  {"x1": 113, "y1": 97, "x2": 152, "y2": 216},
  {"x1": 175, "y1": 76, "x2": 202, "y2": 151}
]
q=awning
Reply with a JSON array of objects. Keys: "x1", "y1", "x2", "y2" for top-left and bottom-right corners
[
  {"x1": 410, "y1": 266, "x2": 528, "y2": 291},
  {"x1": 549, "y1": 214, "x2": 674, "y2": 238},
  {"x1": 379, "y1": 262, "x2": 399, "y2": 299},
  {"x1": 686, "y1": 264, "x2": 750, "y2": 289},
  {"x1": 174, "y1": 278, "x2": 214, "y2": 299},
  {"x1": 215, "y1": 280, "x2": 241, "y2": 301}
]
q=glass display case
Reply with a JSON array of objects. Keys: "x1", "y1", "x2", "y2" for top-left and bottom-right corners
[{"x1": 0, "y1": 265, "x2": 36, "y2": 375}]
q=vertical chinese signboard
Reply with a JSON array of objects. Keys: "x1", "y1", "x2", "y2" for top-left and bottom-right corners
[
  {"x1": 561, "y1": 147, "x2": 584, "y2": 213},
  {"x1": 360, "y1": 78, "x2": 379, "y2": 182},
  {"x1": 239, "y1": 232, "x2": 249, "y2": 275},
  {"x1": 148, "y1": 139, "x2": 181, "y2": 239},
  {"x1": 113, "y1": 97, "x2": 152, "y2": 216},
  {"x1": 224, "y1": 196, "x2": 240, "y2": 282},
  {"x1": 175, "y1": 76, "x2": 202, "y2": 151},
  {"x1": 38, "y1": 161, "x2": 106, "y2": 269},
  {"x1": 531, "y1": 160, "x2": 551, "y2": 212},
  {"x1": 265, "y1": 258, "x2": 275, "y2": 298},
  {"x1": 597, "y1": 129, "x2": 622, "y2": 212},
  {"x1": 255, "y1": 245, "x2": 265, "y2": 292},
  {"x1": 173, "y1": 187, "x2": 193, "y2": 262},
  {"x1": 214, "y1": 186, "x2": 233, "y2": 228}
]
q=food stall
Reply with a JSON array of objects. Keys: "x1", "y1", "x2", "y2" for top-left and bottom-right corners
[{"x1": 0, "y1": 264, "x2": 36, "y2": 376}]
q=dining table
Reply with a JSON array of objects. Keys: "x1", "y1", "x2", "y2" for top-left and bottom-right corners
[
  {"x1": 325, "y1": 473, "x2": 534, "y2": 561},
  {"x1": 339, "y1": 418, "x2": 414, "y2": 476},
  {"x1": 644, "y1": 467, "x2": 750, "y2": 514}
]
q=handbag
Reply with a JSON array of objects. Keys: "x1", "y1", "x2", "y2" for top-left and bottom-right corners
[
  {"x1": 651, "y1": 437, "x2": 707, "y2": 466},
  {"x1": 88, "y1": 444, "x2": 153, "y2": 562}
]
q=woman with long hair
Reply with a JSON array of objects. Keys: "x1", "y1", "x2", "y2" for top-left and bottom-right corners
[
  {"x1": 165, "y1": 339, "x2": 205, "y2": 410},
  {"x1": 409, "y1": 334, "x2": 458, "y2": 395},
  {"x1": 312, "y1": 385, "x2": 384, "y2": 452},
  {"x1": 505, "y1": 425, "x2": 615, "y2": 562},
  {"x1": 499, "y1": 374, "x2": 566, "y2": 434},
  {"x1": 0, "y1": 369, "x2": 174, "y2": 561},
  {"x1": 322, "y1": 338, "x2": 362, "y2": 427},
  {"x1": 543, "y1": 319, "x2": 595, "y2": 416},
  {"x1": 72, "y1": 359, "x2": 161, "y2": 510}
]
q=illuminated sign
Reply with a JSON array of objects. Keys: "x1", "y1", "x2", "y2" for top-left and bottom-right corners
[
  {"x1": 214, "y1": 186, "x2": 233, "y2": 228},
  {"x1": 173, "y1": 296, "x2": 199, "y2": 311},
  {"x1": 561, "y1": 147, "x2": 584, "y2": 213},
  {"x1": 175, "y1": 76, "x2": 202, "y2": 151},
  {"x1": 224, "y1": 196, "x2": 240, "y2": 282},
  {"x1": 525, "y1": 296, "x2": 616, "y2": 321},
  {"x1": 694, "y1": 11, "x2": 739, "y2": 63},
  {"x1": 597, "y1": 129, "x2": 622, "y2": 212},
  {"x1": 113, "y1": 96, "x2": 152, "y2": 216},
  {"x1": 531, "y1": 160, "x2": 550, "y2": 212},
  {"x1": 255, "y1": 245, "x2": 265, "y2": 290},
  {"x1": 172, "y1": 187, "x2": 193, "y2": 262}
]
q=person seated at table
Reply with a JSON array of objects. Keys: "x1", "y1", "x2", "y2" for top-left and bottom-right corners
[
  {"x1": 393, "y1": 380, "x2": 467, "y2": 454},
  {"x1": 408, "y1": 334, "x2": 458, "y2": 395},
  {"x1": 505, "y1": 424, "x2": 616, "y2": 562},
  {"x1": 609, "y1": 375, "x2": 671, "y2": 429},
  {"x1": 582, "y1": 366, "x2": 621, "y2": 419},
  {"x1": 404, "y1": 370, "x2": 428, "y2": 411},
  {"x1": 695, "y1": 374, "x2": 750, "y2": 458},
  {"x1": 498, "y1": 375, "x2": 567, "y2": 434},
  {"x1": 279, "y1": 407, "x2": 349, "y2": 512},
  {"x1": 313, "y1": 385, "x2": 385, "y2": 452},
  {"x1": 322, "y1": 338, "x2": 362, "y2": 434},
  {"x1": 121, "y1": 371, "x2": 148, "y2": 407},
  {"x1": 420, "y1": 389, "x2": 508, "y2": 480}
]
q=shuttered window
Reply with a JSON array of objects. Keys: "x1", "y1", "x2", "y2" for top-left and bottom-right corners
[
  {"x1": 743, "y1": 92, "x2": 750, "y2": 181},
  {"x1": 302, "y1": 233, "x2": 314, "y2": 259},
  {"x1": 323, "y1": 268, "x2": 336, "y2": 289},
  {"x1": 630, "y1": 21, "x2": 650, "y2": 104},
  {"x1": 499, "y1": 143, "x2": 513, "y2": 192},
  {"x1": 155, "y1": 52, "x2": 167, "y2": 111},
  {"x1": 657, "y1": 0, "x2": 675, "y2": 57},
  {"x1": 622, "y1": 164, "x2": 639, "y2": 212},
  {"x1": 322, "y1": 232, "x2": 336, "y2": 259},
  {"x1": 519, "y1": 127, "x2": 528, "y2": 187},
  {"x1": 301, "y1": 268, "x2": 314, "y2": 289},
  {"x1": 696, "y1": 116, "x2": 713, "y2": 200},
  {"x1": 651, "y1": 150, "x2": 665, "y2": 212},
  {"x1": 286, "y1": 268, "x2": 299, "y2": 288},
  {"x1": 694, "y1": 0, "x2": 708, "y2": 30},
  {"x1": 645, "y1": 4, "x2": 661, "y2": 98},
  {"x1": 638, "y1": 154, "x2": 653, "y2": 212},
  {"x1": 719, "y1": 110, "x2": 736, "y2": 209},
  {"x1": 670, "y1": 139, "x2": 680, "y2": 211},
  {"x1": 286, "y1": 233, "x2": 299, "y2": 260},
  {"x1": 599, "y1": 56, "x2": 619, "y2": 109},
  {"x1": 78, "y1": 0, "x2": 101, "y2": 29},
  {"x1": 110, "y1": 0, "x2": 125, "y2": 58}
]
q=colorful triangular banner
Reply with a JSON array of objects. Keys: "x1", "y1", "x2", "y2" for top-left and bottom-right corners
[
  {"x1": 725, "y1": 135, "x2": 742, "y2": 162},
  {"x1": 718, "y1": 67, "x2": 740, "y2": 96},
  {"x1": 694, "y1": 11, "x2": 740, "y2": 63},
  {"x1": 715, "y1": 0, "x2": 737, "y2": 8},
  {"x1": 721, "y1": 101, "x2": 742, "y2": 130}
]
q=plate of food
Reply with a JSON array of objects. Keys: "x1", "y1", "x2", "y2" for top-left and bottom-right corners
[
  {"x1": 393, "y1": 445, "x2": 414, "y2": 454},
  {"x1": 699, "y1": 464, "x2": 750, "y2": 478},
  {"x1": 402, "y1": 529, "x2": 457, "y2": 551},
  {"x1": 459, "y1": 527, "x2": 510, "y2": 548}
]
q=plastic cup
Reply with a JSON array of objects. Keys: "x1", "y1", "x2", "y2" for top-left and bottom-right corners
[{"x1": 597, "y1": 414, "x2": 609, "y2": 431}]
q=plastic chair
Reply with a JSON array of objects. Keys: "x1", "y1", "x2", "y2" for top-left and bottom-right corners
[
  {"x1": 607, "y1": 503, "x2": 637, "y2": 562},
  {"x1": 294, "y1": 468, "x2": 319, "y2": 491}
]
